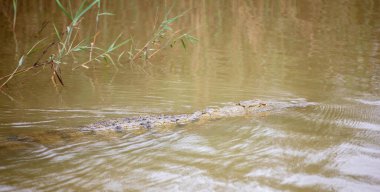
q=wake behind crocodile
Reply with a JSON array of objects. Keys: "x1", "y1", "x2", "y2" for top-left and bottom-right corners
[{"x1": 1, "y1": 98, "x2": 315, "y2": 148}]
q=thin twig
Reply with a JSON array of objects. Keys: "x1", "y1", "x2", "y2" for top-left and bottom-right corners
[
  {"x1": 0, "y1": 65, "x2": 20, "y2": 88},
  {"x1": 0, "y1": 89, "x2": 16, "y2": 102},
  {"x1": 89, "y1": 31, "x2": 100, "y2": 63}
]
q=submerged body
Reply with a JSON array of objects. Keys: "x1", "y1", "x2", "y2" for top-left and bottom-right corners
[{"x1": 1, "y1": 99, "x2": 315, "y2": 148}]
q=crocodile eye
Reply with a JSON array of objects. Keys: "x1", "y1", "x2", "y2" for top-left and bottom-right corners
[{"x1": 258, "y1": 103, "x2": 267, "y2": 107}]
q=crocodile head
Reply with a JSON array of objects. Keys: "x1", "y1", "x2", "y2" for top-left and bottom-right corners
[{"x1": 237, "y1": 100, "x2": 266, "y2": 109}]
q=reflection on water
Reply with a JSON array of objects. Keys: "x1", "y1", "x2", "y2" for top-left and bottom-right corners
[{"x1": 0, "y1": 0, "x2": 380, "y2": 191}]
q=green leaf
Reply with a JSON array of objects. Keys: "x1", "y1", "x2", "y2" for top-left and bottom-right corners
[
  {"x1": 55, "y1": 0, "x2": 72, "y2": 21},
  {"x1": 107, "y1": 33, "x2": 122, "y2": 52},
  {"x1": 104, "y1": 53, "x2": 115, "y2": 66},
  {"x1": 163, "y1": 25, "x2": 172, "y2": 31},
  {"x1": 26, "y1": 37, "x2": 47, "y2": 56},
  {"x1": 72, "y1": 45, "x2": 88, "y2": 52},
  {"x1": 163, "y1": 9, "x2": 190, "y2": 25},
  {"x1": 108, "y1": 36, "x2": 130, "y2": 52},
  {"x1": 76, "y1": 1, "x2": 86, "y2": 16},
  {"x1": 12, "y1": 0, "x2": 17, "y2": 13},
  {"x1": 98, "y1": 12, "x2": 114, "y2": 16},
  {"x1": 165, "y1": 17, "x2": 178, "y2": 24},
  {"x1": 53, "y1": 23, "x2": 62, "y2": 41},
  {"x1": 73, "y1": 0, "x2": 99, "y2": 24},
  {"x1": 184, "y1": 34, "x2": 198, "y2": 43},
  {"x1": 102, "y1": 55, "x2": 109, "y2": 64}
]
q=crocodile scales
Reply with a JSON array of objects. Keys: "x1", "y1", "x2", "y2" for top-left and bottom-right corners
[
  {"x1": 82, "y1": 98, "x2": 314, "y2": 132},
  {"x1": 1, "y1": 98, "x2": 315, "y2": 148}
]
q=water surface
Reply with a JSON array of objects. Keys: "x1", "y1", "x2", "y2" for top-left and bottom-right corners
[{"x1": 0, "y1": 1, "x2": 379, "y2": 191}]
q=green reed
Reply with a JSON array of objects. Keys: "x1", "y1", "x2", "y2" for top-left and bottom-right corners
[
  {"x1": 0, "y1": 0, "x2": 129, "y2": 87},
  {"x1": 130, "y1": 8, "x2": 198, "y2": 62},
  {"x1": 0, "y1": 1, "x2": 197, "y2": 89}
]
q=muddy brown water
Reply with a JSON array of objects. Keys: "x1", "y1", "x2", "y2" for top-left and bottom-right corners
[{"x1": 0, "y1": 1, "x2": 380, "y2": 191}]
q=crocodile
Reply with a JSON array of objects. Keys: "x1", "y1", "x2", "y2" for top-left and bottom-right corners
[
  {"x1": 1, "y1": 98, "x2": 315, "y2": 148},
  {"x1": 82, "y1": 98, "x2": 314, "y2": 132}
]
